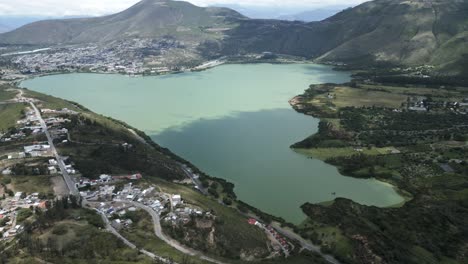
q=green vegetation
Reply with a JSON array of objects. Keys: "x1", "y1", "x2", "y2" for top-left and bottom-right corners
[
  {"x1": 295, "y1": 147, "x2": 397, "y2": 160},
  {"x1": 120, "y1": 209, "x2": 211, "y2": 264},
  {"x1": 1, "y1": 197, "x2": 152, "y2": 264},
  {"x1": 10, "y1": 86, "x2": 286, "y2": 262},
  {"x1": 58, "y1": 114, "x2": 185, "y2": 181},
  {"x1": 144, "y1": 178, "x2": 270, "y2": 259},
  {"x1": 16, "y1": 208, "x2": 33, "y2": 223},
  {"x1": 0, "y1": 103, "x2": 25, "y2": 131},
  {"x1": 290, "y1": 78, "x2": 468, "y2": 263},
  {"x1": 0, "y1": 84, "x2": 16, "y2": 101},
  {"x1": 8, "y1": 175, "x2": 54, "y2": 197},
  {"x1": 23, "y1": 89, "x2": 81, "y2": 110}
]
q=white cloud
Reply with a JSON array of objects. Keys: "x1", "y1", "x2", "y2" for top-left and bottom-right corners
[{"x1": 0, "y1": 0, "x2": 367, "y2": 17}]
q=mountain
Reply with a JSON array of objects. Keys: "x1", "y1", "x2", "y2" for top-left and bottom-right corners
[
  {"x1": 316, "y1": 0, "x2": 468, "y2": 69},
  {"x1": 277, "y1": 6, "x2": 350, "y2": 22},
  {"x1": 0, "y1": 0, "x2": 244, "y2": 45},
  {"x1": 1, "y1": 0, "x2": 467, "y2": 74},
  {"x1": 220, "y1": 0, "x2": 468, "y2": 74}
]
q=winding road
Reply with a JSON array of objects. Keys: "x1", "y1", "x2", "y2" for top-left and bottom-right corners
[
  {"x1": 115, "y1": 200, "x2": 226, "y2": 264},
  {"x1": 95, "y1": 208, "x2": 174, "y2": 263},
  {"x1": 18, "y1": 88, "x2": 339, "y2": 264}
]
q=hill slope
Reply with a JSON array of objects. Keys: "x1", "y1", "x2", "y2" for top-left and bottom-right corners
[
  {"x1": 220, "y1": 0, "x2": 468, "y2": 73},
  {"x1": 0, "y1": 0, "x2": 243, "y2": 45},
  {"x1": 0, "y1": 0, "x2": 467, "y2": 74}
]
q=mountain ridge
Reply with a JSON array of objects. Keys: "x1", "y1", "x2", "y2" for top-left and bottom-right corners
[
  {"x1": 0, "y1": 0, "x2": 244, "y2": 45},
  {"x1": 1, "y1": 0, "x2": 467, "y2": 74}
]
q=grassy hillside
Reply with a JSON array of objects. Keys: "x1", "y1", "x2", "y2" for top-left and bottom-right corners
[
  {"x1": 219, "y1": 0, "x2": 468, "y2": 74},
  {"x1": 0, "y1": 0, "x2": 243, "y2": 45}
]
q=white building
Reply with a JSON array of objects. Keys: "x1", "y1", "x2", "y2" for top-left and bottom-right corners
[{"x1": 172, "y1": 194, "x2": 182, "y2": 207}]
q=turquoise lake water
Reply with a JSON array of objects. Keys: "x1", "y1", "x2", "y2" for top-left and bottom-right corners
[{"x1": 22, "y1": 63, "x2": 404, "y2": 223}]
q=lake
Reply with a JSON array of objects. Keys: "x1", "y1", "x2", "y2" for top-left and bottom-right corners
[{"x1": 22, "y1": 63, "x2": 404, "y2": 223}]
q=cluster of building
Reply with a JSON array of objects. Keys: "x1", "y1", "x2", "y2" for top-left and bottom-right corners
[
  {"x1": 86, "y1": 180, "x2": 211, "y2": 228},
  {"x1": 114, "y1": 184, "x2": 170, "y2": 215},
  {"x1": 41, "y1": 108, "x2": 78, "y2": 115},
  {"x1": 95, "y1": 201, "x2": 137, "y2": 230},
  {"x1": 163, "y1": 201, "x2": 210, "y2": 226},
  {"x1": 1, "y1": 108, "x2": 41, "y2": 143},
  {"x1": 23, "y1": 144, "x2": 52, "y2": 158},
  {"x1": 265, "y1": 225, "x2": 292, "y2": 255},
  {"x1": 0, "y1": 192, "x2": 47, "y2": 239},
  {"x1": 77, "y1": 173, "x2": 142, "y2": 191},
  {"x1": 1, "y1": 102, "x2": 76, "y2": 177},
  {"x1": 0, "y1": 131, "x2": 27, "y2": 143},
  {"x1": 9, "y1": 38, "x2": 188, "y2": 75},
  {"x1": 407, "y1": 96, "x2": 468, "y2": 113},
  {"x1": 248, "y1": 218, "x2": 292, "y2": 256}
]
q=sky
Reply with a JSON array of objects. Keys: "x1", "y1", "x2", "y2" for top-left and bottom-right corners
[{"x1": 0, "y1": 0, "x2": 367, "y2": 17}]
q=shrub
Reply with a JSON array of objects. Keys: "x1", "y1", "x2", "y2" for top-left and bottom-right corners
[{"x1": 52, "y1": 224, "x2": 69, "y2": 235}]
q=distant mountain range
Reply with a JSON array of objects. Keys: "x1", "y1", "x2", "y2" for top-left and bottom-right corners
[
  {"x1": 1, "y1": 0, "x2": 467, "y2": 75},
  {"x1": 0, "y1": 16, "x2": 80, "y2": 33},
  {"x1": 209, "y1": 4, "x2": 350, "y2": 22},
  {"x1": 277, "y1": 6, "x2": 351, "y2": 22}
]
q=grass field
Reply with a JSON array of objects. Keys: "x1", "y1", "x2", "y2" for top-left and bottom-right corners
[
  {"x1": 0, "y1": 103, "x2": 26, "y2": 132},
  {"x1": 0, "y1": 86, "x2": 16, "y2": 101},
  {"x1": 361, "y1": 84, "x2": 468, "y2": 99},
  {"x1": 23, "y1": 89, "x2": 80, "y2": 111},
  {"x1": 299, "y1": 220, "x2": 354, "y2": 261},
  {"x1": 294, "y1": 147, "x2": 398, "y2": 160},
  {"x1": 305, "y1": 83, "x2": 467, "y2": 113},
  {"x1": 0, "y1": 175, "x2": 54, "y2": 195},
  {"x1": 312, "y1": 86, "x2": 407, "y2": 109}
]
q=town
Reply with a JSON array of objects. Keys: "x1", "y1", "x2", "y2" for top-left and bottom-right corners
[{"x1": 1, "y1": 38, "x2": 201, "y2": 77}]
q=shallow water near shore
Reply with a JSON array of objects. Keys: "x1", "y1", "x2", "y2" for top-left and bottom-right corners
[{"x1": 23, "y1": 63, "x2": 405, "y2": 223}]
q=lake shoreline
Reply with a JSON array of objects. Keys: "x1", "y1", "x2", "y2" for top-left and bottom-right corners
[
  {"x1": 20, "y1": 64, "x2": 403, "y2": 224},
  {"x1": 11, "y1": 55, "x2": 317, "y2": 85},
  {"x1": 288, "y1": 95, "x2": 410, "y2": 207}
]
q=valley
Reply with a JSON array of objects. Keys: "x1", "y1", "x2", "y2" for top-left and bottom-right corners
[
  {"x1": 0, "y1": 0, "x2": 467, "y2": 263},
  {"x1": 20, "y1": 64, "x2": 404, "y2": 224}
]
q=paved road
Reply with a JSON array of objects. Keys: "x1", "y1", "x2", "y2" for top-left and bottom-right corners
[
  {"x1": 270, "y1": 222, "x2": 341, "y2": 264},
  {"x1": 29, "y1": 101, "x2": 79, "y2": 196},
  {"x1": 23, "y1": 89, "x2": 337, "y2": 264},
  {"x1": 179, "y1": 164, "x2": 208, "y2": 195},
  {"x1": 116, "y1": 200, "x2": 226, "y2": 264},
  {"x1": 95, "y1": 208, "x2": 174, "y2": 263}
]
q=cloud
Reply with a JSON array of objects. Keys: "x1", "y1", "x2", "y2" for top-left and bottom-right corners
[
  {"x1": 0, "y1": 0, "x2": 367, "y2": 17},
  {"x1": 0, "y1": 0, "x2": 141, "y2": 17}
]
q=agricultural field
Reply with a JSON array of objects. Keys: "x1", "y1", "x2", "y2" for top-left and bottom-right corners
[
  {"x1": 310, "y1": 85, "x2": 407, "y2": 109},
  {"x1": 294, "y1": 146, "x2": 398, "y2": 160}
]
